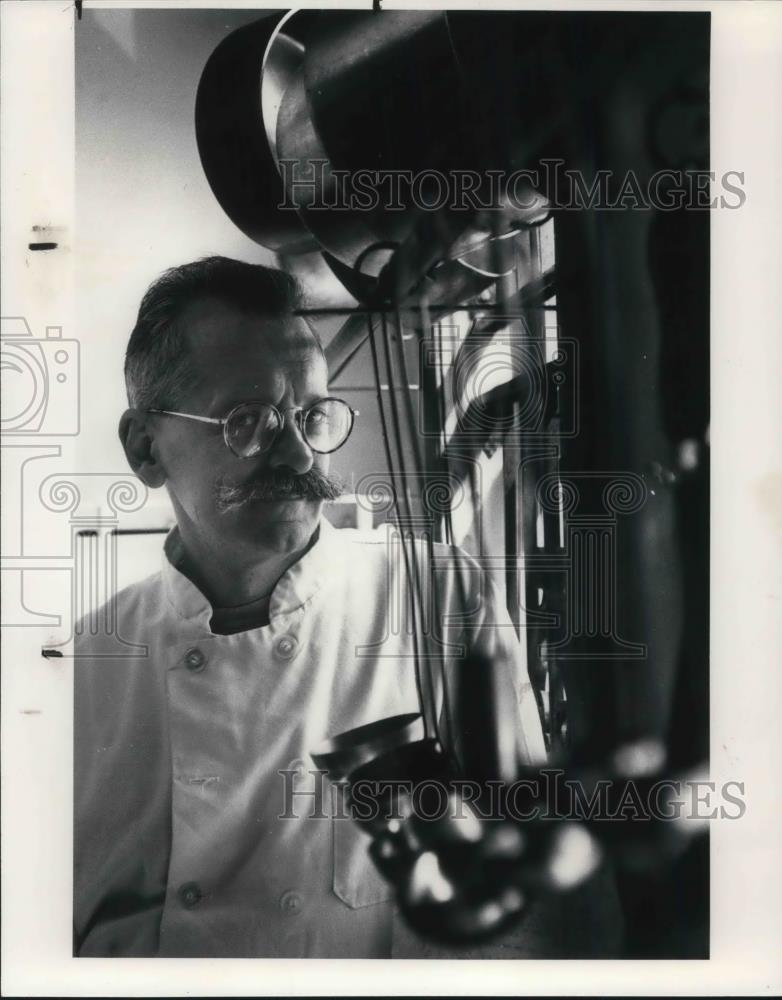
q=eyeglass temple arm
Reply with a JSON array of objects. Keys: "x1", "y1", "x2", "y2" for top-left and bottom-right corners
[
  {"x1": 148, "y1": 409, "x2": 225, "y2": 426},
  {"x1": 149, "y1": 404, "x2": 358, "y2": 424}
]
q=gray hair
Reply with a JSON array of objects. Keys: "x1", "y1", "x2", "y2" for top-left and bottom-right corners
[{"x1": 124, "y1": 256, "x2": 306, "y2": 410}]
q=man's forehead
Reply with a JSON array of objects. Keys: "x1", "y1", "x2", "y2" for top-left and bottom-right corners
[{"x1": 180, "y1": 296, "x2": 318, "y2": 359}]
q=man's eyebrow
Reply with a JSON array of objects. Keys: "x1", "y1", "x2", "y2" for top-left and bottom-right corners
[{"x1": 216, "y1": 392, "x2": 330, "y2": 413}]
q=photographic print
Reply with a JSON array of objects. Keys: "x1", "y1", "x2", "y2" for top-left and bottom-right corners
[{"x1": 2, "y1": 1, "x2": 780, "y2": 995}]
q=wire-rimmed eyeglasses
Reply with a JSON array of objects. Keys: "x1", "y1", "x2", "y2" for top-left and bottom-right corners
[{"x1": 148, "y1": 397, "x2": 358, "y2": 458}]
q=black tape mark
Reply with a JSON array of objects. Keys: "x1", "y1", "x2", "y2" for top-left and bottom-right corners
[
  {"x1": 110, "y1": 528, "x2": 170, "y2": 536},
  {"x1": 29, "y1": 242, "x2": 58, "y2": 251},
  {"x1": 42, "y1": 649, "x2": 64, "y2": 659}
]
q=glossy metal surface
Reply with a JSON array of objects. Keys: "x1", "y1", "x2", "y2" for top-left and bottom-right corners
[
  {"x1": 310, "y1": 712, "x2": 425, "y2": 781},
  {"x1": 195, "y1": 13, "x2": 315, "y2": 254}
]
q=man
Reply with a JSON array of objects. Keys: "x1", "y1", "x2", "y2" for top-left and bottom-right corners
[{"x1": 73, "y1": 256, "x2": 605, "y2": 958}]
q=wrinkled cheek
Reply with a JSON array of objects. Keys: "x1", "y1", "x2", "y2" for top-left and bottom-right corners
[{"x1": 168, "y1": 470, "x2": 225, "y2": 529}]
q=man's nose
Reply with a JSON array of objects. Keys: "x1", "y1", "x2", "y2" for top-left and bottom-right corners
[{"x1": 266, "y1": 415, "x2": 314, "y2": 475}]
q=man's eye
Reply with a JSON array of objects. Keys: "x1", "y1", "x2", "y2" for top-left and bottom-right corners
[{"x1": 306, "y1": 409, "x2": 328, "y2": 426}]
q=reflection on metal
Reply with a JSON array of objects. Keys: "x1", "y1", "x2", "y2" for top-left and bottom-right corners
[{"x1": 197, "y1": 9, "x2": 709, "y2": 957}]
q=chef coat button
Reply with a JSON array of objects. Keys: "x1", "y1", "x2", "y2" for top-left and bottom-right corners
[
  {"x1": 184, "y1": 648, "x2": 206, "y2": 672},
  {"x1": 178, "y1": 881, "x2": 203, "y2": 908},
  {"x1": 279, "y1": 889, "x2": 302, "y2": 915},
  {"x1": 274, "y1": 634, "x2": 298, "y2": 660}
]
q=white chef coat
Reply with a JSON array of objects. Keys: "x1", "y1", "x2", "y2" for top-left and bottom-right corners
[{"x1": 73, "y1": 519, "x2": 547, "y2": 957}]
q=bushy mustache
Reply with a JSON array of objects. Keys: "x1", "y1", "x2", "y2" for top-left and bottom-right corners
[{"x1": 214, "y1": 468, "x2": 345, "y2": 512}]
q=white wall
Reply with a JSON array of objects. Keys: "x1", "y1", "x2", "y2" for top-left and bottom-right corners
[
  {"x1": 75, "y1": 8, "x2": 277, "y2": 494},
  {"x1": 74, "y1": 7, "x2": 402, "y2": 518}
]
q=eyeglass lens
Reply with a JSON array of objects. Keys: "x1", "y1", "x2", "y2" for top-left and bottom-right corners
[{"x1": 225, "y1": 400, "x2": 353, "y2": 457}]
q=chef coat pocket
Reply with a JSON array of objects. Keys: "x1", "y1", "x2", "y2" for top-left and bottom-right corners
[{"x1": 332, "y1": 815, "x2": 394, "y2": 909}]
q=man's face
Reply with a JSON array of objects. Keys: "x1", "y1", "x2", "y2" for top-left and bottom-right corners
[{"x1": 152, "y1": 297, "x2": 335, "y2": 558}]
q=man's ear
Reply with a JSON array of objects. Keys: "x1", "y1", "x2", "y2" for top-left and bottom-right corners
[{"x1": 119, "y1": 409, "x2": 167, "y2": 488}]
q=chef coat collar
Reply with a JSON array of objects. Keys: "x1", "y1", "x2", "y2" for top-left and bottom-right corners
[{"x1": 161, "y1": 517, "x2": 339, "y2": 629}]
